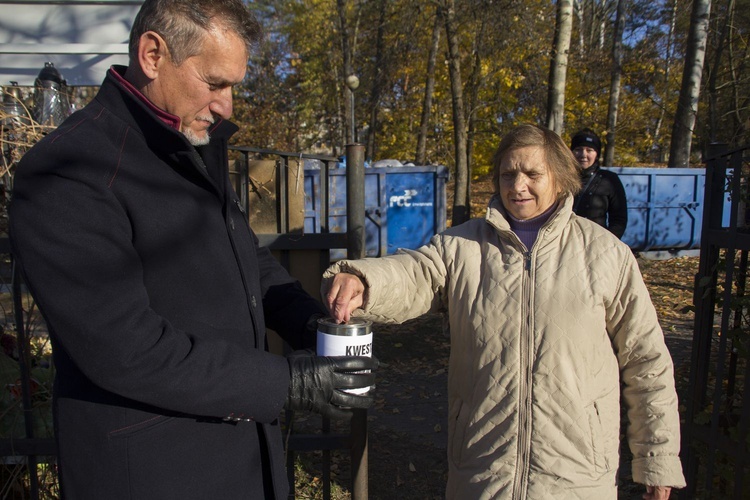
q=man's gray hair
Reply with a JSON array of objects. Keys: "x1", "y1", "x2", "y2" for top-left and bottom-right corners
[{"x1": 128, "y1": 0, "x2": 262, "y2": 65}]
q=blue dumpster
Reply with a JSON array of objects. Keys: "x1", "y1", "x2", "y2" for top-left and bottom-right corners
[
  {"x1": 607, "y1": 167, "x2": 714, "y2": 252},
  {"x1": 302, "y1": 165, "x2": 714, "y2": 257},
  {"x1": 303, "y1": 165, "x2": 449, "y2": 258}
]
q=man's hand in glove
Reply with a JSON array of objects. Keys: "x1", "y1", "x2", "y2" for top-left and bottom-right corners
[{"x1": 285, "y1": 350, "x2": 378, "y2": 419}]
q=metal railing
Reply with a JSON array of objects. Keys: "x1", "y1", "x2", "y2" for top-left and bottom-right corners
[{"x1": 682, "y1": 143, "x2": 750, "y2": 499}]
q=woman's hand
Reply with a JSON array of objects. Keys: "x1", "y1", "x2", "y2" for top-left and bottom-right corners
[
  {"x1": 643, "y1": 486, "x2": 671, "y2": 499},
  {"x1": 325, "y1": 273, "x2": 366, "y2": 323}
]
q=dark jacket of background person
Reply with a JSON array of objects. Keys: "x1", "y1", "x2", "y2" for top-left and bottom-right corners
[
  {"x1": 9, "y1": 66, "x2": 326, "y2": 499},
  {"x1": 574, "y1": 165, "x2": 629, "y2": 239},
  {"x1": 570, "y1": 129, "x2": 628, "y2": 239}
]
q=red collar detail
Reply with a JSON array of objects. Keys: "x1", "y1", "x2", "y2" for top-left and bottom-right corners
[{"x1": 109, "y1": 67, "x2": 181, "y2": 132}]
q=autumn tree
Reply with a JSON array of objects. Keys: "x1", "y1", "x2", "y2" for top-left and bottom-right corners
[
  {"x1": 668, "y1": 0, "x2": 712, "y2": 167},
  {"x1": 415, "y1": 5, "x2": 442, "y2": 165},
  {"x1": 603, "y1": 0, "x2": 627, "y2": 166},
  {"x1": 702, "y1": 0, "x2": 749, "y2": 146},
  {"x1": 547, "y1": 0, "x2": 574, "y2": 134},
  {"x1": 236, "y1": 0, "x2": 744, "y2": 177}
]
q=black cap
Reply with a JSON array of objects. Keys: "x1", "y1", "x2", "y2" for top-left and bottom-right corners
[{"x1": 570, "y1": 129, "x2": 601, "y2": 156}]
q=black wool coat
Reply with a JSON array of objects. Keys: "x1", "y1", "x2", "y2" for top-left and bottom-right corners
[{"x1": 9, "y1": 66, "x2": 326, "y2": 499}]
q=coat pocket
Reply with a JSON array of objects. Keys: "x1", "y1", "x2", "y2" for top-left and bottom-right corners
[
  {"x1": 107, "y1": 414, "x2": 174, "y2": 439},
  {"x1": 586, "y1": 400, "x2": 619, "y2": 472},
  {"x1": 449, "y1": 399, "x2": 468, "y2": 465}
]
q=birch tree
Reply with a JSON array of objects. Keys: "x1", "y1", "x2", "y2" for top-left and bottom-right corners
[
  {"x1": 604, "y1": 0, "x2": 627, "y2": 166},
  {"x1": 546, "y1": 0, "x2": 574, "y2": 134},
  {"x1": 651, "y1": 0, "x2": 679, "y2": 162},
  {"x1": 668, "y1": 0, "x2": 712, "y2": 167}
]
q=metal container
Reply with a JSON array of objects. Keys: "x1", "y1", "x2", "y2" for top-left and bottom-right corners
[{"x1": 317, "y1": 317, "x2": 373, "y2": 394}]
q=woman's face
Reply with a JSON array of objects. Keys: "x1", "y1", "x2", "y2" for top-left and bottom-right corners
[
  {"x1": 572, "y1": 146, "x2": 598, "y2": 168},
  {"x1": 497, "y1": 146, "x2": 559, "y2": 221}
]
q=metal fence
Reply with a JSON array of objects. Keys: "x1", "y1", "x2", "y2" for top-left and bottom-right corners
[
  {"x1": 682, "y1": 143, "x2": 750, "y2": 499},
  {"x1": 0, "y1": 144, "x2": 369, "y2": 499}
]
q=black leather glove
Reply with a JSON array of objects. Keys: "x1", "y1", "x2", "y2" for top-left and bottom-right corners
[{"x1": 285, "y1": 349, "x2": 378, "y2": 419}]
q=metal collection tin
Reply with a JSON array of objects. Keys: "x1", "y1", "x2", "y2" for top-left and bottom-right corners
[{"x1": 317, "y1": 317, "x2": 373, "y2": 394}]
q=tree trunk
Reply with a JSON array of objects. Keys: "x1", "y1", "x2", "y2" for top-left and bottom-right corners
[
  {"x1": 546, "y1": 0, "x2": 574, "y2": 134},
  {"x1": 707, "y1": 0, "x2": 734, "y2": 143},
  {"x1": 415, "y1": 6, "x2": 442, "y2": 165},
  {"x1": 653, "y1": 0, "x2": 678, "y2": 162},
  {"x1": 668, "y1": 0, "x2": 712, "y2": 167},
  {"x1": 365, "y1": 0, "x2": 387, "y2": 160},
  {"x1": 337, "y1": 0, "x2": 355, "y2": 145},
  {"x1": 575, "y1": 0, "x2": 585, "y2": 55},
  {"x1": 465, "y1": 10, "x2": 488, "y2": 215},
  {"x1": 443, "y1": 0, "x2": 470, "y2": 226},
  {"x1": 604, "y1": 0, "x2": 626, "y2": 166}
]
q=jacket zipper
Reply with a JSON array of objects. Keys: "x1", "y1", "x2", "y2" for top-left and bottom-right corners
[{"x1": 512, "y1": 250, "x2": 534, "y2": 499}]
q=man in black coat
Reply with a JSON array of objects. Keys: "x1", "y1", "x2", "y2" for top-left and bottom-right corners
[
  {"x1": 9, "y1": 1, "x2": 376, "y2": 498},
  {"x1": 570, "y1": 129, "x2": 628, "y2": 239}
]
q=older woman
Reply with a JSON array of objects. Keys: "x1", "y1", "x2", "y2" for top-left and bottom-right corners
[{"x1": 322, "y1": 124, "x2": 685, "y2": 499}]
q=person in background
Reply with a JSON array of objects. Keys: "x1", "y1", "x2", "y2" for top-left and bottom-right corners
[
  {"x1": 9, "y1": 1, "x2": 376, "y2": 498},
  {"x1": 322, "y1": 124, "x2": 685, "y2": 499},
  {"x1": 570, "y1": 128, "x2": 628, "y2": 239}
]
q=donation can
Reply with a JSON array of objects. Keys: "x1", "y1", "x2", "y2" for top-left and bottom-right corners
[{"x1": 317, "y1": 317, "x2": 373, "y2": 394}]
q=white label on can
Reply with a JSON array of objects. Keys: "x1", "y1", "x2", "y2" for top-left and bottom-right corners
[{"x1": 317, "y1": 331, "x2": 373, "y2": 394}]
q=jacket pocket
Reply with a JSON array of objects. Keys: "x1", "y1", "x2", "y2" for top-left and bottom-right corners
[
  {"x1": 449, "y1": 399, "x2": 468, "y2": 465},
  {"x1": 586, "y1": 400, "x2": 618, "y2": 472},
  {"x1": 108, "y1": 414, "x2": 174, "y2": 439}
]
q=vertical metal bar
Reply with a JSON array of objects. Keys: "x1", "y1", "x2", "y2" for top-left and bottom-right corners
[
  {"x1": 346, "y1": 144, "x2": 366, "y2": 261},
  {"x1": 319, "y1": 161, "x2": 332, "y2": 296},
  {"x1": 725, "y1": 250, "x2": 746, "y2": 416},
  {"x1": 734, "y1": 351, "x2": 750, "y2": 498},
  {"x1": 322, "y1": 417, "x2": 331, "y2": 500},
  {"x1": 350, "y1": 409, "x2": 368, "y2": 500},
  {"x1": 345, "y1": 143, "x2": 368, "y2": 500},
  {"x1": 321, "y1": 160, "x2": 331, "y2": 234},
  {"x1": 377, "y1": 170, "x2": 386, "y2": 257},
  {"x1": 319, "y1": 157, "x2": 333, "y2": 500},
  {"x1": 11, "y1": 259, "x2": 40, "y2": 499},
  {"x1": 286, "y1": 411, "x2": 295, "y2": 500},
  {"x1": 278, "y1": 155, "x2": 289, "y2": 234}
]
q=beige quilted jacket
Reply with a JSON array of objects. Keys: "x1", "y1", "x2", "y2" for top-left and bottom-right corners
[{"x1": 322, "y1": 195, "x2": 686, "y2": 499}]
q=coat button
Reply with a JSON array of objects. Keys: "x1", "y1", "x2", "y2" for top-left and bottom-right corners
[{"x1": 251, "y1": 296, "x2": 257, "y2": 308}]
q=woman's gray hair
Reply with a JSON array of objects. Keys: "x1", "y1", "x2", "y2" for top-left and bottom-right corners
[
  {"x1": 491, "y1": 124, "x2": 582, "y2": 199},
  {"x1": 129, "y1": 0, "x2": 262, "y2": 65}
]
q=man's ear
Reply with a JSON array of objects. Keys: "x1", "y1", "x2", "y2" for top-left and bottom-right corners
[{"x1": 137, "y1": 31, "x2": 169, "y2": 80}]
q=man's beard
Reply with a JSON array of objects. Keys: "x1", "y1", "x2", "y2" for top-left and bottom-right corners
[
  {"x1": 183, "y1": 129, "x2": 210, "y2": 146},
  {"x1": 183, "y1": 116, "x2": 214, "y2": 146}
]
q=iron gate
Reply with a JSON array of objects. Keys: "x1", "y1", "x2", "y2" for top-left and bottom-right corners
[{"x1": 682, "y1": 143, "x2": 750, "y2": 499}]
